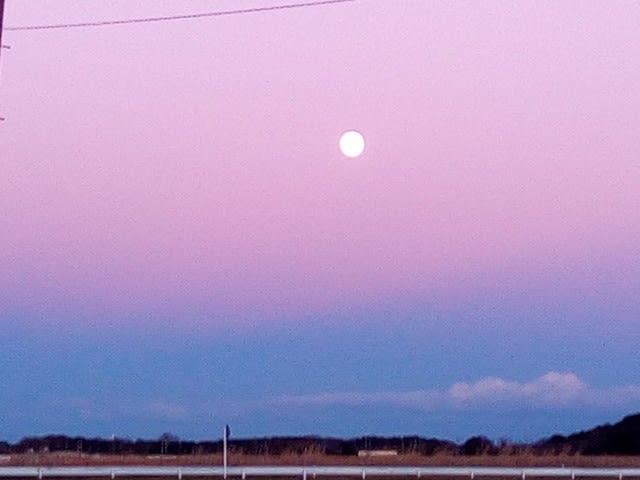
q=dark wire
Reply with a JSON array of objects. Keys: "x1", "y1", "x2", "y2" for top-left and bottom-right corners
[{"x1": 6, "y1": 0, "x2": 355, "y2": 31}]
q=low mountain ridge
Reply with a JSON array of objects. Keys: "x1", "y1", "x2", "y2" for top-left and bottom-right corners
[{"x1": 538, "y1": 412, "x2": 640, "y2": 455}]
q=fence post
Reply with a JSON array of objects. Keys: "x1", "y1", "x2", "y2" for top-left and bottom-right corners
[
  {"x1": 362, "y1": 469, "x2": 366, "y2": 480},
  {"x1": 178, "y1": 469, "x2": 182, "y2": 480}
]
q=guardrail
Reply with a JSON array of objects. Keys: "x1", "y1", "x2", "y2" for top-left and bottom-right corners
[{"x1": 2, "y1": 467, "x2": 640, "y2": 479}]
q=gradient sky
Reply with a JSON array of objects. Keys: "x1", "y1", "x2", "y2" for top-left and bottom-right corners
[{"x1": 1, "y1": 0, "x2": 639, "y2": 444}]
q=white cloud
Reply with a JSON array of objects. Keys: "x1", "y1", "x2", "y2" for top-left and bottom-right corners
[
  {"x1": 61, "y1": 373, "x2": 640, "y2": 425},
  {"x1": 268, "y1": 372, "x2": 640, "y2": 412},
  {"x1": 62, "y1": 398, "x2": 189, "y2": 421},
  {"x1": 272, "y1": 390, "x2": 442, "y2": 409},
  {"x1": 449, "y1": 372, "x2": 588, "y2": 407}
]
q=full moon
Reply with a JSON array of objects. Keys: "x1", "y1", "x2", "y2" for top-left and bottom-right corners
[{"x1": 339, "y1": 130, "x2": 365, "y2": 158}]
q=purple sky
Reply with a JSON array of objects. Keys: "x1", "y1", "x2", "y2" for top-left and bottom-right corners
[{"x1": 1, "y1": 1, "x2": 639, "y2": 443}]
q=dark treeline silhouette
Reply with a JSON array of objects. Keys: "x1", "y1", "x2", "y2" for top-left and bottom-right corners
[
  {"x1": 535, "y1": 413, "x2": 640, "y2": 455},
  {"x1": 0, "y1": 435, "x2": 457, "y2": 456},
  {"x1": 3, "y1": 413, "x2": 640, "y2": 457}
]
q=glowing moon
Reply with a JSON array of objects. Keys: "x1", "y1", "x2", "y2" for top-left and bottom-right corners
[{"x1": 339, "y1": 130, "x2": 365, "y2": 158}]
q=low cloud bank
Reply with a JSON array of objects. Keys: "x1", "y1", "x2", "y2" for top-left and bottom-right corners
[
  {"x1": 270, "y1": 372, "x2": 640, "y2": 411},
  {"x1": 62, "y1": 372, "x2": 640, "y2": 425}
]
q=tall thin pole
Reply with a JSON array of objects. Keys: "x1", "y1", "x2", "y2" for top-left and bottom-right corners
[
  {"x1": 223, "y1": 425, "x2": 228, "y2": 480},
  {"x1": 0, "y1": 0, "x2": 5, "y2": 54},
  {"x1": 0, "y1": 0, "x2": 5, "y2": 121}
]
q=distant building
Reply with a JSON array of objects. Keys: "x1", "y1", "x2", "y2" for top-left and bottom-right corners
[{"x1": 357, "y1": 449, "x2": 398, "y2": 457}]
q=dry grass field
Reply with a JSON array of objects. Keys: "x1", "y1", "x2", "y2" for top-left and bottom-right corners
[{"x1": 4, "y1": 453, "x2": 640, "y2": 468}]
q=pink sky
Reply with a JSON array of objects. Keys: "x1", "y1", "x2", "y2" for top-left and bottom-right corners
[
  {"x1": 2, "y1": 1, "x2": 640, "y2": 442},
  {"x1": 1, "y1": 0, "x2": 639, "y2": 332}
]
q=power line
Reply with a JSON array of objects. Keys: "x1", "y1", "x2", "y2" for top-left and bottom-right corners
[{"x1": 5, "y1": 0, "x2": 355, "y2": 31}]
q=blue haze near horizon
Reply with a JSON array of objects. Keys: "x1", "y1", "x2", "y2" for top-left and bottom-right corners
[{"x1": 1, "y1": 312, "x2": 638, "y2": 444}]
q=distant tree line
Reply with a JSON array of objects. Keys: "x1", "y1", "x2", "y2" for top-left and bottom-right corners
[
  {"x1": 1, "y1": 435, "x2": 458, "y2": 456},
  {"x1": 2, "y1": 413, "x2": 640, "y2": 456}
]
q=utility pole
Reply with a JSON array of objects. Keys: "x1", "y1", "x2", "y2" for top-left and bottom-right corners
[
  {"x1": 223, "y1": 425, "x2": 230, "y2": 480},
  {"x1": 0, "y1": 0, "x2": 5, "y2": 121},
  {"x1": 0, "y1": 0, "x2": 5, "y2": 53}
]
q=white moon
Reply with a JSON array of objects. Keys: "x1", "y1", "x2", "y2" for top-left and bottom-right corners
[{"x1": 339, "y1": 130, "x2": 365, "y2": 158}]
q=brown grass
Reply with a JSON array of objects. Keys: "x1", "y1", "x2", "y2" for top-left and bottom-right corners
[{"x1": 4, "y1": 453, "x2": 640, "y2": 468}]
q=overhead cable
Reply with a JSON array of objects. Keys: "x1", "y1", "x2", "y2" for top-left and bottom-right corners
[{"x1": 6, "y1": 0, "x2": 355, "y2": 31}]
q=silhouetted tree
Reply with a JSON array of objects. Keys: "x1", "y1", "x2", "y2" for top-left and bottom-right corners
[{"x1": 461, "y1": 436, "x2": 496, "y2": 455}]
